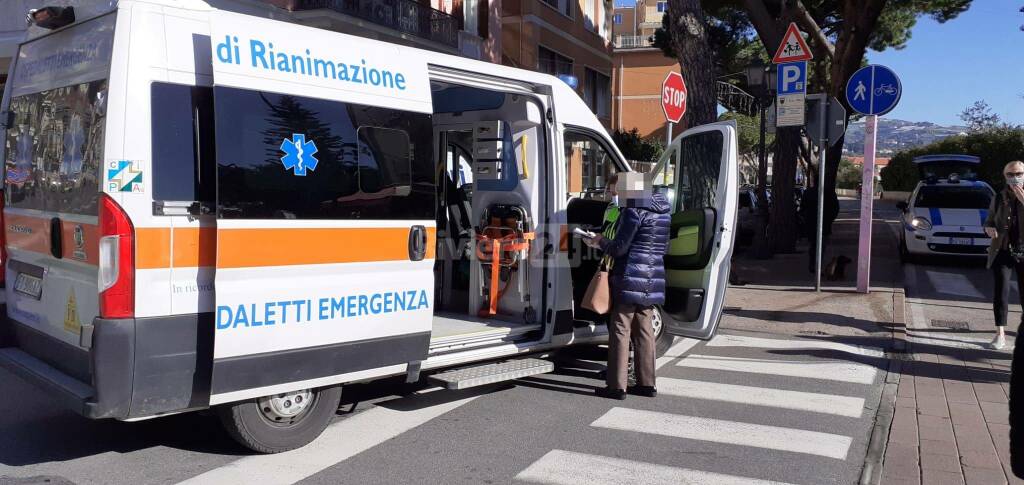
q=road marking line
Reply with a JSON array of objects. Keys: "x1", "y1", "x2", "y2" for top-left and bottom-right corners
[
  {"x1": 656, "y1": 377, "x2": 866, "y2": 418},
  {"x1": 177, "y1": 393, "x2": 481, "y2": 485},
  {"x1": 591, "y1": 408, "x2": 852, "y2": 460},
  {"x1": 655, "y1": 338, "x2": 700, "y2": 370},
  {"x1": 515, "y1": 449, "x2": 795, "y2": 485},
  {"x1": 707, "y1": 334, "x2": 885, "y2": 358},
  {"x1": 676, "y1": 355, "x2": 877, "y2": 385}
]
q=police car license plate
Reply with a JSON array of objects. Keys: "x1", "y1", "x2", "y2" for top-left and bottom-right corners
[
  {"x1": 14, "y1": 273, "x2": 42, "y2": 299},
  {"x1": 950, "y1": 237, "x2": 973, "y2": 246}
]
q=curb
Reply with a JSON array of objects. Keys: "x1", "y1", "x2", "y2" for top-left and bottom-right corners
[{"x1": 860, "y1": 221, "x2": 908, "y2": 485}]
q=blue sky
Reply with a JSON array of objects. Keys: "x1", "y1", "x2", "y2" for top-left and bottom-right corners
[
  {"x1": 615, "y1": 1, "x2": 1024, "y2": 126},
  {"x1": 867, "y1": 1, "x2": 1024, "y2": 126}
]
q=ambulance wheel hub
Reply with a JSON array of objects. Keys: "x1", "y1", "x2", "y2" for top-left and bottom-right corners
[
  {"x1": 259, "y1": 389, "x2": 314, "y2": 422},
  {"x1": 651, "y1": 308, "x2": 663, "y2": 338}
]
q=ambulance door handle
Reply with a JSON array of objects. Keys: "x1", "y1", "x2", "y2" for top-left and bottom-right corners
[
  {"x1": 50, "y1": 217, "x2": 64, "y2": 259},
  {"x1": 409, "y1": 225, "x2": 427, "y2": 261}
]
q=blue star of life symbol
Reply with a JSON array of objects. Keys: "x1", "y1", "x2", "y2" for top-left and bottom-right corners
[{"x1": 280, "y1": 134, "x2": 319, "y2": 176}]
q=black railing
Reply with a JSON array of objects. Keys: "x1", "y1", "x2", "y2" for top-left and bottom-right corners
[{"x1": 297, "y1": 0, "x2": 459, "y2": 49}]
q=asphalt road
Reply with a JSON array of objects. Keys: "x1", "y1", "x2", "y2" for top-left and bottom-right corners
[{"x1": 0, "y1": 324, "x2": 889, "y2": 485}]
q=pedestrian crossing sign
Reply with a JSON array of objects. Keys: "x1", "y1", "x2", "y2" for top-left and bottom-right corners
[{"x1": 772, "y1": 22, "x2": 813, "y2": 63}]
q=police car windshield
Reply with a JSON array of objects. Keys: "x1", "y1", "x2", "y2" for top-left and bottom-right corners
[{"x1": 914, "y1": 186, "x2": 992, "y2": 209}]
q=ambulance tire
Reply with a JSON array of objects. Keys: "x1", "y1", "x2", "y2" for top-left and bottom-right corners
[
  {"x1": 652, "y1": 306, "x2": 676, "y2": 357},
  {"x1": 218, "y1": 385, "x2": 343, "y2": 454}
]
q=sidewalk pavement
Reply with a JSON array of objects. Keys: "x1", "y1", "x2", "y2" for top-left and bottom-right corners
[{"x1": 728, "y1": 198, "x2": 1020, "y2": 485}]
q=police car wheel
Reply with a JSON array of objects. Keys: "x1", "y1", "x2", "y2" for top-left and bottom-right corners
[{"x1": 218, "y1": 385, "x2": 343, "y2": 454}]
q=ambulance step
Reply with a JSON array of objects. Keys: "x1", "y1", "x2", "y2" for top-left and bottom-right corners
[{"x1": 429, "y1": 358, "x2": 553, "y2": 390}]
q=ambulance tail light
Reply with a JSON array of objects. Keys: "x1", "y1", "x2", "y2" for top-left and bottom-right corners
[{"x1": 99, "y1": 194, "x2": 134, "y2": 318}]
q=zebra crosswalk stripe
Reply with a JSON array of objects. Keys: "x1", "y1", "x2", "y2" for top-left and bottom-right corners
[
  {"x1": 515, "y1": 450, "x2": 797, "y2": 485},
  {"x1": 707, "y1": 333, "x2": 885, "y2": 358},
  {"x1": 656, "y1": 377, "x2": 866, "y2": 418},
  {"x1": 591, "y1": 407, "x2": 852, "y2": 459},
  {"x1": 676, "y1": 355, "x2": 877, "y2": 385}
]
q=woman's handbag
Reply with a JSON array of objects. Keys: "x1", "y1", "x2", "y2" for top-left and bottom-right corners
[{"x1": 581, "y1": 257, "x2": 611, "y2": 314}]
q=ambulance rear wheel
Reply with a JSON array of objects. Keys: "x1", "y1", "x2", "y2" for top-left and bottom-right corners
[{"x1": 218, "y1": 385, "x2": 343, "y2": 454}]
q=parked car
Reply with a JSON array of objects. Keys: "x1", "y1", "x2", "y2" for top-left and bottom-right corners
[{"x1": 898, "y1": 176, "x2": 994, "y2": 262}]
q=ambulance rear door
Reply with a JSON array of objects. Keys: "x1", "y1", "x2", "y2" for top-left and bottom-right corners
[
  {"x1": 208, "y1": 12, "x2": 437, "y2": 403},
  {"x1": 2, "y1": 13, "x2": 116, "y2": 378},
  {"x1": 651, "y1": 121, "x2": 739, "y2": 340}
]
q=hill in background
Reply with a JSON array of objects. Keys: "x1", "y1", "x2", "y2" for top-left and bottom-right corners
[{"x1": 842, "y1": 119, "x2": 967, "y2": 157}]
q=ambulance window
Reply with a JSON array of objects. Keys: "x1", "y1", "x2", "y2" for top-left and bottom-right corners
[
  {"x1": 564, "y1": 130, "x2": 617, "y2": 199},
  {"x1": 4, "y1": 79, "x2": 108, "y2": 216},
  {"x1": 151, "y1": 83, "x2": 215, "y2": 203},
  {"x1": 213, "y1": 87, "x2": 434, "y2": 220},
  {"x1": 356, "y1": 127, "x2": 411, "y2": 194}
]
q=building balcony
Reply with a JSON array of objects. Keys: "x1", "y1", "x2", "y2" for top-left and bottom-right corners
[
  {"x1": 294, "y1": 0, "x2": 460, "y2": 49},
  {"x1": 614, "y1": 35, "x2": 653, "y2": 49}
]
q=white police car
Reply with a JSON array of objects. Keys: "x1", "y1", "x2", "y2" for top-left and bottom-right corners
[{"x1": 898, "y1": 155, "x2": 994, "y2": 260}]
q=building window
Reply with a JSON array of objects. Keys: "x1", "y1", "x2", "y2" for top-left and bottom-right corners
[
  {"x1": 584, "y1": 0, "x2": 596, "y2": 31},
  {"x1": 656, "y1": 1, "x2": 667, "y2": 12},
  {"x1": 584, "y1": 68, "x2": 611, "y2": 119},
  {"x1": 538, "y1": 46, "x2": 573, "y2": 77},
  {"x1": 613, "y1": 13, "x2": 622, "y2": 24},
  {"x1": 541, "y1": 0, "x2": 573, "y2": 17}
]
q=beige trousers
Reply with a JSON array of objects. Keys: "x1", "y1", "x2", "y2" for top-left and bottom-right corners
[{"x1": 607, "y1": 302, "x2": 657, "y2": 390}]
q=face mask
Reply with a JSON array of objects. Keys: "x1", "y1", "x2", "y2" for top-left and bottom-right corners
[
  {"x1": 611, "y1": 195, "x2": 620, "y2": 205},
  {"x1": 1007, "y1": 175, "x2": 1024, "y2": 186}
]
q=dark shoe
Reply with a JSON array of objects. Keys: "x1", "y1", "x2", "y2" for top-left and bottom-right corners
[
  {"x1": 628, "y1": 385, "x2": 657, "y2": 397},
  {"x1": 594, "y1": 387, "x2": 626, "y2": 400}
]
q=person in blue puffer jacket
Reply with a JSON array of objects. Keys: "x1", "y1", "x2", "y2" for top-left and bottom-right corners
[{"x1": 585, "y1": 173, "x2": 671, "y2": 400}]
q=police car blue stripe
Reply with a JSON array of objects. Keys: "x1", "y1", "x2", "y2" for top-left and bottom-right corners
[{"x1": 929, "y1": 208, "x2": 943, "y2": 226}]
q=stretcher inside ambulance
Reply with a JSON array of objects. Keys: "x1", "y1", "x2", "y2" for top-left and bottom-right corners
[{"x1": 0, "y1": 0, "x2": 739, "y2": 453}]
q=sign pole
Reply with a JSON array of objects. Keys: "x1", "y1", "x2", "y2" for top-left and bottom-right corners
[
  {"x1": 666, "y1": 122, "x2": 673, "y2": 148},
  {"x1": 815, "y1": 99, "x2": 827, "y2": 292},
  {"x1": 857, "y1": 115, "x2": 878, "y2": 293}
]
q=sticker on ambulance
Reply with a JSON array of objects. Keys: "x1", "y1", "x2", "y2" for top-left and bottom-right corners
[
  {"x1": 14, "y1": 273, "x2": 42, "y2": 299},
  {"x1": 106, "y1": 159, "x2": 144, "y2": 193},
  {"x1": 64, "y1": 288, "x2": 80, "y2": 334},
  {"x1": 280, "y1": 134, "x2": 319, "y2": 176}
]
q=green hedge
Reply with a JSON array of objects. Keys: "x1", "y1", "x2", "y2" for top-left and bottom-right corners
[{"x1": 880, "y1": 128, "x2": 1024, "y2": 191}]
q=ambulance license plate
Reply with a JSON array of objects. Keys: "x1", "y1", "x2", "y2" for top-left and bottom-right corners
[
  {"x1": 14, "y1": 273, "x2": 42, "y2": 299},
  {"x1": 950, "y1": 237, "x2": 973, "y2": 246}
]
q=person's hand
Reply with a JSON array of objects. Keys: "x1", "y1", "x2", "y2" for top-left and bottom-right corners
[
  {"x1": 985, "y1": 226, "x2": 998, "y2": 239},
  {"x1": 1011, "y1": 185, "x2": 1024, "y2": 205},
  {"x1": 584, "y1": 234, "x2": 605, "y2": 249}
]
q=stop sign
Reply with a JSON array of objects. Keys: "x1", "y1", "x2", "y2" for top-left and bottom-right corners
[{"x1": 661, "y1": 72, "x2": 687, "y2": 123}]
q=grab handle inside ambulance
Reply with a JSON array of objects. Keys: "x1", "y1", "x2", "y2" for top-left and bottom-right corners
[
  {"x1": 49, "y1": 217, "x2": 64, "y2": 259},
  {"x1": 409, "y1": 225, "x2": 427, "y2": 261}
]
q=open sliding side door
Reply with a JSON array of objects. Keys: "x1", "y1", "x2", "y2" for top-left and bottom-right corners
[
  {"x1": 651, "y1": 121, "x2": 739, "y2": 340},
  {"x1": 207, "y1": 12, "x2": 437, "y2": 403}
]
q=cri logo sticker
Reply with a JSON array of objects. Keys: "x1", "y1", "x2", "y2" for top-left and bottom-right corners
[{"x1": 105, "y1": 160, "x2": 143, "y2": 193}]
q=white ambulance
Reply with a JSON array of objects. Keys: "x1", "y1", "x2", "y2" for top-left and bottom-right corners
[{"x1": 0, "y1": 0, "x2": 739, "y2": 452}]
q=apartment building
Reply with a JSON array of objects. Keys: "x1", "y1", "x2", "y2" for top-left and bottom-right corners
[
  {"x1": 501, "y1": 0, "x2": 614, "y2": 127},
  {"x1": 610, "y1": 0, "x2": 675, "y2": 142},
  {"x1": 0, "y1": 0, "x2": 502, "y2": 97}
]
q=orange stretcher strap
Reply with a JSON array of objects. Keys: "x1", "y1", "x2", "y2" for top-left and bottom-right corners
[{"x1": 488, "y1": 240, "x2": 501, "y2": 316}]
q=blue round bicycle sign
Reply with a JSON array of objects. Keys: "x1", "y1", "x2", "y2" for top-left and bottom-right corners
[{"x1": 845, "y1": 65, "x2": 901, "y2": 116}]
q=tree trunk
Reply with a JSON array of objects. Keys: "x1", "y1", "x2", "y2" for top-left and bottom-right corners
[
  {"x1": 768, "y1": 127, "x2": 800, "y2": 253},
  {"x1": 667, "y1": 0, "x2": 717, "y2": 130}
]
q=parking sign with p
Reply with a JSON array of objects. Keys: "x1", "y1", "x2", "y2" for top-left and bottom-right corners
[{"x1": 777, "y1": 61, "x2": 807, "y2": 96}]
